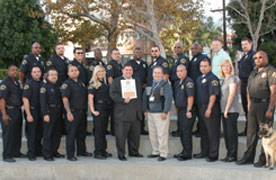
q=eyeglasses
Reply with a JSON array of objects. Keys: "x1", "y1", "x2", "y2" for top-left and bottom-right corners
[{"x1": 254, "y1": 56, "x2": 263, "y2": 60}]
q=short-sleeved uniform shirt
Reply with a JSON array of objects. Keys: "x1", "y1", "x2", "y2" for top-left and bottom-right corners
[
  {"x1": 173, "y1": 77, "x2": 194, "y2": 108},
  {"x1": 20, "y1": 54, "x2": 45, "y2": 80},
  {"x1": 0, "y1": 77, "x2": 22, "y2": 107},
  {"x1": 170, "y1": 53, "x2": 189, "y2": 83},
  {"x1": 188, "y1": 53, "x2": 208, "y2": 82},
  {"x1": 22, "y1": 79, "x2": 41, "y2": 109},
  {"x1": 128, "y1": 59, "x2": 148, "y2": 86},
  {"x1": 106, "y1": 59, "x2": 123, "y2": 80},
  {"x1": 70, "y1": 59, "x2": 89, "y2": 86},
  {"x1": 88, "y1": 82, "x2": 112, "y2": 111}
]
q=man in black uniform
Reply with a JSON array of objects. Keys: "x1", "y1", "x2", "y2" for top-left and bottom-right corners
[
  {"x1": 147, "y1": 45, "x2": 169, "y2": 86},
  {"x1": 109, "y1": 64, "x2": 143, "y2": 161},
  {"x1": 40, "y1": 69, "x2": 62, "y2": 161},
  {"x1": 0, "y1": 65, "x2": 23, "y2": 162},
  {"x1": 237, "y1": 51, "x2": 276, "y2": 167},
  {"x1": 189, "y1": 43, "x2": 208, "y2": 137},
  {"x1": 22, "y1": 66, "x2": 43, "y2": 161},
  {"x1": 85, "y1": 48, "x2": 106, "y2": 80},
  {"x1": 170, "y1": 42, "x2": 189, "y2": 137},
  {"x1": 61, "y1": 65, "x2": 92, "y2": 161},
  {"x1": 173, "y1": 64, "x2": 195, "y2": 161},
  {"x1": 19, "y1": 42, "x2": 45, "y2": 84},
  {"x1": 128, "y1": 46, "x2": 148, "y2": 135},
  {"x1": 194, "y1": 59, "x2": 221, "y2": 162},
  {"x1": 237, "y1": 38, "x2": 255, "y2": 136},
  {"x1": 106, "y1": 48, "x2": 123, "y2": 135}
]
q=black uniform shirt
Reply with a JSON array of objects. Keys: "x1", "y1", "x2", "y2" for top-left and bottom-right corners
[
  {"x1": 128, "y1": 59, "x2": 148, "y2": 86},
  {"x1": 196, "y1": 72, "x2": 220, "y2": 105},
  {"x1": 188, "y1": 53, "x2": 208, "y2": 82},
  {"x1": 248, "y1": 65, "x2": 276, "y2": 99},
  {"x1": 170, "y1": 53, "x2": 189, "y2": 83},
  {"x1": 238, "y1": 50, "x2": 255, "y2": 81},
  {"x1": 106, "y1": 59, "x2": 123, "y2": 79},
  {"x1": 70, "y1": 59, "x2": 89, "y2": 86},
  {"x1": 60, "y1": 79, "x2": 87, "y2": 110},
  {"x1": 174, "y1": 77, "x2": 194, "y2": 108},
  {"x1": 20, "y1": 54, "x2": 45, "y2": 80},
  {"x1": 22, "y1": 79, "x2": 41, "y2": 109},
  {"x1": 0, "y1": 77, "x2": 22, "y2": 107},
  {"x1": 147, "y1": 56, "x2": 169, "y2": 86},
  {"x1": 88, "y1": 82, "x2": 112, "y2": 111},
  {"x1": 40, "y1": 81, "x2": 62, "y2": 116}
]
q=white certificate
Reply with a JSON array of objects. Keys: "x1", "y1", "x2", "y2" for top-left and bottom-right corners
[{"x1": 121, "y1": 79, "x2": 137, "y2": 99}]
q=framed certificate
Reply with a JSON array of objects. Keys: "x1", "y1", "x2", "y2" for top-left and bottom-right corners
[{"x1": 121, "y1": 79, "x2": 137, "y2": 99}]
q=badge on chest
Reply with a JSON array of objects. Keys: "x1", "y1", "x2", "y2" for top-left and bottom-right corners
[{"x1": 149, "y1": 95, "x2": 155, "y2": 102}]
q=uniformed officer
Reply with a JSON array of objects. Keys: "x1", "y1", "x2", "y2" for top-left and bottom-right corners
[
  {"x1": 40, "y1": 69, "x2": 62, "y2": 161},
  {"x1": 0, "y1": 65, "x2": 23, "y2": 162},
  {"x1": 194, "y1": 59, "x2": 221, "y2": 162},
  {"x1": 84, "y1": 48, "x2": 106, "y2": 80},
  {"x1": 128, "y1": 46, "x2": 148, "y2": 135},
  {"x1": 61, "y1": 65, "x2": 92, "y2": 161},
  {"x1": 237, "y1": 38, "x2": 255, "y2": 136},
  {"x1": 173, "y1": 64, "x2": 195, "y2": 161},
  {"x1": 109, "y1": 64, "x2": 143, "y2": 161},
  {"x1": 19, "y1": 42, "x2": 45, "y2": 83},
  {"x1": 88, "y1": 65, "x2": 113, "y2": 159},
  {"x1": 106, "y1": 48, "x2": 123, "y2": 135},
  {"x1": 22, "y1": 66, "x2": 43, "y2": 161},
  {"x1": 147, "y1": 45, "x2": 169, "y2": 86},
  {"x1": 237, "y1": 51, "x2": 276, "y2": 168}
]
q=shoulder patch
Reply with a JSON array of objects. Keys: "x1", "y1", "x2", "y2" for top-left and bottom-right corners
[
  {"x1": 211, "y1": 80, "x2": 219, "y2": 86},
  {"x1": 143, "y1": 64, "x2": 147, "y2": 68},
  {"x1": 22, "y1": 59, "x2": 28, "y2": 65},
  {"x1": 180, "y1": 58, "x2": 187, "y2": 64},
  {"x1": 0, "y1": 84, "x2": 7, "y2": 90},
  {"x1": 186, "y1": 82, "x2": 194, "y2": 88},
  {"x1": 24, "y1": 84, "x2": 30, "y2": 90},
  {"x1": 46, "y1": 61, "x2": 52, "y2": 66},
  {"x1": 162, "y1": 62, "x2": 168, "y2": 68},
  {"x1": 40, "y1": 87, "x2": 46, "y2": 93},
  {"x1": 61, "y1": 83, "x2": 68, "y2": 90},
  {"x1": 107, "y1": 64, "x2": 112, "y2": 70},
  {"x1": 89, "y1": 66, "x2": 95, "y2": 71}
]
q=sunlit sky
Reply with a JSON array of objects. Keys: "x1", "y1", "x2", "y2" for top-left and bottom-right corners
[{"x1": 203, "y1": 0, "x2": 230, "y2": 26}]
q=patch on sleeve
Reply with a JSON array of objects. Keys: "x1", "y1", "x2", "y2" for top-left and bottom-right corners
[
  {"x1": 107, "y1": 65, "x2": 112, "y2": 70},
  {"x1": 46, "y1": 61, "x2": 52, "y2": 66},
  {"x1": 61, "y1": 83, "x2": 68, "y2": 90},
  {"x1": 211, "y1": 80, "x2": 219, "y2": 86},
  {"x1": 186, "y1": 82, "x2": 194, "y2": 88},
  {"x1": 23, "y1": 84, "x2": 29, "y2": 90},
  {"x1": 180, "y1": 58, "x2": 187, "y2": 64},
  {"x1": 0, "y1": 84, "x2": 7, "y2": 90},
  {"x1": 40, "y1": 87, "x2": 46, "y2": 93},
  {"x1": 21, "y1": 59, "x2": 28, "y2": 65},
  {"x1": 162, "y1": 62, "x2": 168, "y2": 68}
]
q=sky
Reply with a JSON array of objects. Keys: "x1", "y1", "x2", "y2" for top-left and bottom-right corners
[{"x1": 203, "y1": 0, "x2": 230, "y2": 26}]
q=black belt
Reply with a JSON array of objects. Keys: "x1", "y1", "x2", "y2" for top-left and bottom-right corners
[{"x1": 251, "y1": 98, "x2": 269, "y2": 103}]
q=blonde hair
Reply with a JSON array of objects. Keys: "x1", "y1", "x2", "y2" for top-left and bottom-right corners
[
  {"x1": 89, "y1": 65, "x2": 106, "y2": 89},
  {"x1": 220, "y1": 60, "x2": 234, "y2": 78}
]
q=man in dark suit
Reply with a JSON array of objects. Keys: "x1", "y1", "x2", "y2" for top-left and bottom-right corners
[{"x1": 109, "y1": 64, "x2": 143, "y2": 161}]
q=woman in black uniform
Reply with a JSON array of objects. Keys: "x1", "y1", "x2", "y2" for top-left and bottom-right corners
[{"x1": 88, "y1": 65, "x2": 112, "y2": 159}]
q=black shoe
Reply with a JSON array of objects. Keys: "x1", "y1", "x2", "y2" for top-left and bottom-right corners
[
  {"x1": 158, "y1": 156, "x2": 167, "y2": 161},
  {"x1": 193, "y1": 153, "x2": 207, "y2": 159},
  {"x1": 3, "y1": 158, "x2": 16, "y2": 163},
  {"x1": 67, "y1": 157, "x2": 77, "y2": 161},
  {"x1": 254, "y1": 160, "x2": 266, "y2": 168},
  {"x1": 78, "y1": 152, "x2": 93, "y2": 157},
  {"x1": 192, "y1": 130, "x2": 201, "y2": 137},
  {"x1": 236, "y1": 157, "x2": 254, "y2": 165},
  {"x1": 103, "y1": 152, "x2": 112, "y2": 158},
  {"x1": 86, "y1": 131, "x2": 92, "y2": 136},
  {"x1": 141, "y1": 130, "x2": 149, "y2": 135},
  {"x1": 147, "y1": 154, "x2": 159, "y2": 158},
  {"x1": 177, "y1": 156, "x2": 192, "y2": 161},
  {"x1": 206, "y1": 157, "x2": 218, "y2": 162},
  {"x1": 94, "y1": 154, "x2": 107, "y2": 160},
  {"x1": 14, "y1": 153, "x2": 27, "y2": 158},
  {"x1": 118, "y1": 156, "x2": 127, "y2": 161},
  {"x1": 238, "y1": 131, "x2": 246, "y2": 136},
  {"x1": 174, "y1": 152, "x2": 184, "y2": 158},
  {"x1": 106, "y1": 131, "x2": 111, "y2": 135},
  {"x1": 28, "y1": 156, "x2": 37, "y2": 161},
  {"x1": 171, "y1": 131, "x2": 179, "y2": 137},
  {"x1": 54, "y1": 152, "x2": 65, "y2": 158},
  {"x1": 129, "y1": 153, "x2": 143, "y2": 158},
  {"x1": 44, "y1": 157, "x2": 54, "y2": 161},
  {"x1": 222, "y1": 156, "x2": 236, "y2": 162}
]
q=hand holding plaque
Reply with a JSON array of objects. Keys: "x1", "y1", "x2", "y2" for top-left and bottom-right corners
[{"x1": 121, "y1": 79, "x2": 137, "y2": 100}]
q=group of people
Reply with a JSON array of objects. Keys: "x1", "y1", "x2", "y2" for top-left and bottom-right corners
[{"x1": 0, "y1": 38, "x2": 275, "y2": 169}]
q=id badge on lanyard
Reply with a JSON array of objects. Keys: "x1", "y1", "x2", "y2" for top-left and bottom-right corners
[{"x1": 149, "y1": 82, "x2": 160, "y2": 102}]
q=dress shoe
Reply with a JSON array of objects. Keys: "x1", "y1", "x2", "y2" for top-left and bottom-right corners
[
  {"x1": 158, "y1": 156, "x2": 167, "y2": 161},
  {"x1": 141, "y1": 130, "x2": 149, "y2": 135},
  {"x1": 238, "y1": 131, "x2": 246, "y2": 136},
  {"x1": 118, "y1": 156, "x2": 127, "y2": 161},
  {"x1": 78, "y1": 152, "x2": 93, "y2": 157},
  {"x1": 177, "y1": 156, "x2": 192, "y2": 161},
  {"x1": 3, "y1": 158, "x2": 16, "y2": 163},
  {"x1": 236, "y1": 157, "x2": 253, "y2": 165},
  {"x1": 54, "y1": 152, "x2": 65, "y2": 158},
  {"x1": 147, "y1": 154, "x2": 159, "y2": 158},
  {"x1": 44, "y1": 157, "x2": 54, "y2": 161},
  {"x1": 193, "y1": 153, "x2": 207, "y2": 159},
  {"x1": 28, "y1": 156, "x2": 37, "y2": 161},
  {"x1": 67, "y1": 157, "x2": 77, "y2": 161},
  {"x1": 206, "y1": 157, "x2": 218, "y2": 162},
  {"x1": 174, "y1": 152, "x2": 184, "y2": 158},
  {"x1": 94, "y1": 154, "x2": 107, "y2": 160},
  {"x1": 103, "y1": 152, "x2": 112, "y2": 158},
  {"x1": 171, "y1": 131, "x2": 179, "y2": 137},
  {"x1": 86, "y1": 131, "x2": 92, "y2": 136},
  {"x1": 129, "y1": 153, "x2": 143, "y2": 158},
  {"x1": 192, "y1": 130, "x2": 201, "y2": 137},
  {"x1": 254, "y1": 160, "x2": 266, "y2": 168},
  {"x1": 14, "y1": 153, "x2": 27, "y2": 158}
]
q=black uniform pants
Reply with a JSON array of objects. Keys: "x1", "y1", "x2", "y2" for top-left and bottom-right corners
[
  {"x1": 43, "y1": 107, "x2": 61, "y2": 158},
  {"x1": 198, "y1": 104, "x2": 221, "y2": 159},
  {"x1": 177, "y1": 108, "x2": 195, "y2": 157},
  {"x1": 222, "y1": 112, "x2": 239, "y2": 158},
  {"x1": 115, "y1": 120, "x2": 141, "y2": 157},
  {"x1": 1, "y1": 107, "x2": 22, "y2": 159},
  {"x1": 65, "y1": 110, "x2": 87, "y2": 158},
  {"x1": 93, "y1": 110, "x2": 109, "y2": 155},
  {"x1": 244, "y1": 101, "x2": 274, "y2": 162},
  {"x1": 240, "y1": 79, "x2": 248, "y2": 132},
  {"x1": 25, "y1": 108, "x2": 43, "y2": 157}
]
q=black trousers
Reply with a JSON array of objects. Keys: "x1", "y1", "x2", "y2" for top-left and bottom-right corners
[
  {"x1": 1, "y1": 107, "x2": 22, "y2": 159},
  {"x1": 222, "y1": 112, "x2": 239, "y2": 158},
  {"x1": 43, "y1": 107, "x2": 62, "y2": 158},
  {"x1": 115, "y1": 120, "x2": 141, "y2": 157},
  {"x1": 93, "y1": 110, "x2": 109, "y2": 155},
  {"x1": 240, "y1": 79, "x2": 248, "y2": 132},
  {"x1": 198, "y1": 104, "x2": 221, "y2": 159},
  {"x1": 65, "y1": 110, "x2": 87, "y2": 158},
  {"x1": 25, "y1": 108, "x2": 43, "y2": 157},
  {"x1": 177, "y1": 108, "x2": 195, "y2": 157},
  {"x1": 244, "y1": 101, "x2": 274, "y2": 162}
]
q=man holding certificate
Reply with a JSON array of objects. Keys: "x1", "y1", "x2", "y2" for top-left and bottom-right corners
[{"x1": 109, "y1": 64, "x2": 143, "y2": 161}]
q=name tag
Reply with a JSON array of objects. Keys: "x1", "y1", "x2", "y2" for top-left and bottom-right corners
[{"x1": 149, "y1": 96, "x2": 155, "y2": 102}]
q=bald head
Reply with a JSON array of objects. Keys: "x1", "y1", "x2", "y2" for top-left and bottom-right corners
[
  {"x1": 253, "y1": 51, "x2": 269, "y2": 68},
  {"x1": 191, "y1": 43, "x2": 202, "y2": 56},
  {"x1": 32, "y1": 42, "x2": 41, "y2": 56},
  {"x1": 176, "y1": 64, "x2": 187, "y2": 80}
]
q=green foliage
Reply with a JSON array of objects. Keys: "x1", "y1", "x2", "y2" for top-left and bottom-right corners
[
  {"x1": 0, "y1": 0, "x2": 57, "y2": 68},
  {"x1": 259, "y1": 41, "x2": 276, "y2": 66}
]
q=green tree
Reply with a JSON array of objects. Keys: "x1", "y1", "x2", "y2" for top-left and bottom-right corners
[{"x1": 0, "y1": 0, "x2": 57, "y2": 68}]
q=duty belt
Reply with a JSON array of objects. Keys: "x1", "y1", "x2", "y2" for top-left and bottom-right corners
[{"x1": 251, "y1": 98, "x2": 269, "y2": 103}]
